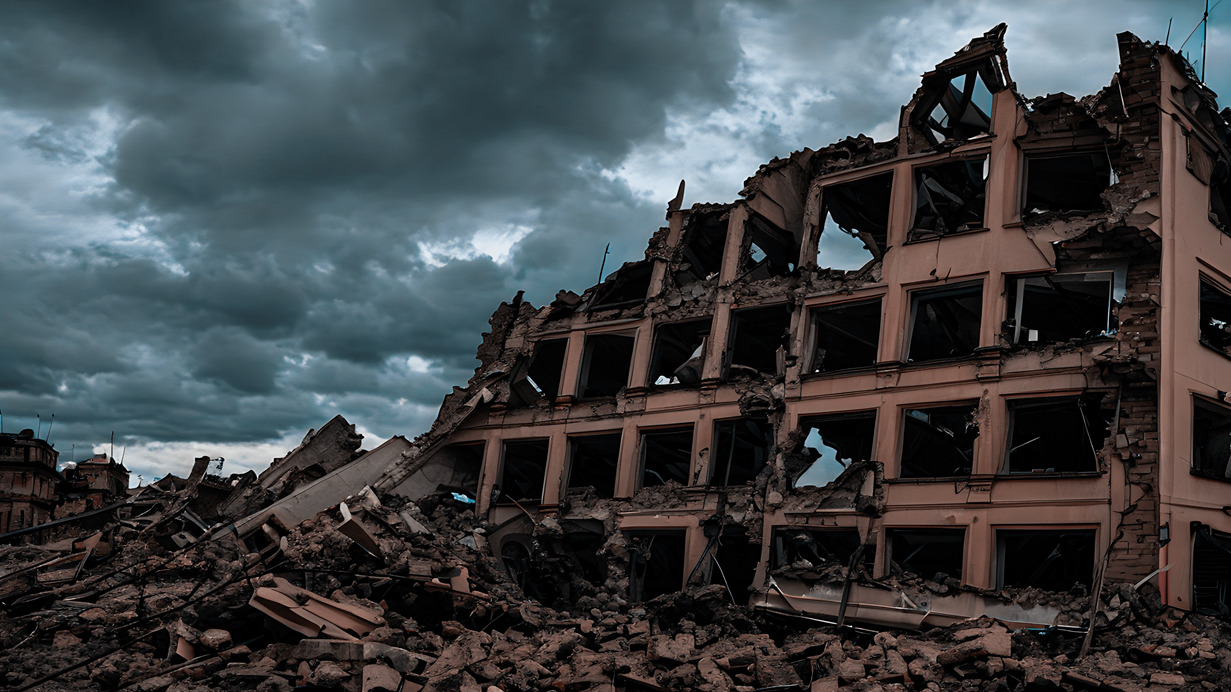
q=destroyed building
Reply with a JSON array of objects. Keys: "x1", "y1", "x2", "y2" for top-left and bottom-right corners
[
  {"x1": 379, "y1": 26, "x2": 1231, "y2": 624},
  {"x1": 0, "y1": 430, "x2": 61, "y2": 535},
  {"x1": 57, "y1": 454, "x2": 130, "y2": 517}
]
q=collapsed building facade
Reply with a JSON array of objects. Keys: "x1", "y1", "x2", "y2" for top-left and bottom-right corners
[{"x1": 380, "y1": 27, "x2": 1231, "y2": 623}]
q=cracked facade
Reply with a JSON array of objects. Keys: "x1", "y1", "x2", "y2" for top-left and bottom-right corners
[{"x1": 404, "y1": 27, "x2": 1231, "y2": 622}]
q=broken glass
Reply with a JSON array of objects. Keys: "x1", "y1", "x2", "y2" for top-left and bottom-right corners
[
  {"x1": 648, "y1": 319, "x2": 710, "y2": 386},
  {"x1": 1023, "y1": 153, "x2": 1112, "y2": 217},
  {"x1": 728, "y1": 303, "x2": 793, "y2": 376},
  {"x1": 639, "y1": 426, "x2": 693, "y2": 488},
  {"x1": 887, "y1": 528, "x2": 965, "y2": 580},
  {"x1": 900, "y1": 404, "x2": 978, "y2": 478},
  {"x1": 821, "y1": 172, "x2": 893, "y2": 262},
  {"x1": 498, "y1": 439, "x2": 549, "y2": 504},
  {"x1": 509, "y1": 338, "x2": 567, "y2": 405},
  {"x1": 794, "y1": 412, "x2": 876, "y2": 488},
  {"x1": 566, "y1": 432, "x2": 621, "y2": 498},
  {"x1": 578, "y1": 333, "x2": 635, "y2": 398},
  {"x1": 1199, "y1": 277, "x2": 1231, "y2": 356},
  {"x1": 810, "y1": 299, "x2": 881, "y2": 372},
  {"x1": 1005, "y1": 395, "x2": 1109, "y2": 474},
  {"x1": 1007, "y1": 272, "x2": 1116, "y2": 344},
  {"x1": 911, "y1": 159, "x2": 987, "y2": 239},
  {"x1": 907, "y1": 283, "x2": 983, "y2": 362},
  {"x1": 997, "y1": 530, "x2": 1094, "y2": 590},
  {"x1": 1192, "y1": 397, "x2": 1231, "y2": 480},
  {"x1": 710, "y1": 418, "x2": 771, "y2": 487}
]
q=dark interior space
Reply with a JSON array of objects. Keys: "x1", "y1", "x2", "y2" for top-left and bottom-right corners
[
  {"x1": 911, "y1": 159, "x2": 988, "y2": 239},
  {"x1": 907, "y1": 283, "x2": 983, "y2": 362},
  {"x1": 900, "y1": 404, "x2": 979, "y2": 478},
  {"x1": 590, "y1": 262, "x2": 653, "y2": 308},
  {"x1": 579, "y1": 333, "x2": 635, "y2": 398},
  {"x1": 498, "y1": 439, "x2": 549, "y2": 504},
  {"x1": 640, "y1": 426, "x2": 694, "y2": 488},
  {"x1": 1005, "y1": 394, "x2": 1109, "y2": 474},
  {"x1": 1193, "y1": 526, "x2": 1231, "y2": 616},
  {"x1": 743, "y1": 212, "x2": 800, "y2": 279},
  {"x1": 888, "y1": 528, "x2": 965, "y2": 581},
  {"x1": 561, "y1": 521, "x2": 609, "y2": 587},
  {"x1": 709, "y1": 535, "x2": 761, "y2": 605},
  {"x1": 677, "y1": 210, "x2": 730, "y2": 284},
  {"x1": 710, "y1": 418, "x2": 771, "y2": 487},
  {"x1": 649, "y1": 319, "x2": 710, "y2": 386},
  {"x1": 1023, "y1": 152, "x2": 1112, "y2": 216},
  {"x1": 793, "y1": 411, "x2": 876, "y2": 488},
  {"x1": 628, "y1": 530, "x2": 686, "y2": 602},
  {"x1": 1199, "y1": 277, "x2": 1231, "y2": 356},
  {"x1": 1207, "y1": 157, "x2": 1231, "y2": 232},
  {"x1": 822, "y1": 172, "x2": 893, "y2": 259},
  {"x1": 1192, "y1": 397, "x2": 1231, "y2": 480},
  {"x1": 566, "y1": 433, "x2": 621, "y2": 498},
  {"x1": 728, "y1": 303, "x2": 793, "y2": 376},
  {"x1": 500, "y1": 539, "x2": 559, "y2": 603},
  {"x1": 772, "y1": 528, "x2": 868, "y2": 569},
  {"x1": 1008, "y1": 272, "x2": 1114, "y2": 344},
  {"x1": 810, "y1": 298, "x2": 882, "y2": 372},
  {"x1": 913, "y1": 68, "x2": 995, "y2": 146},
  {"x1": 438, "y1": 443, "x2": 484, "y2": 496},
  {"x1": 997, "y1": 530, "x2": 1094, "y2": 590},
  {"x1": 511, "y1": 338, "x2": 568, "y2": 404}
]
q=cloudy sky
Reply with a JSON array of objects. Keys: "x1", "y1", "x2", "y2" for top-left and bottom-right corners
[{"x1": 0, "y1": 0, "x2": 1226, "y2": 484}]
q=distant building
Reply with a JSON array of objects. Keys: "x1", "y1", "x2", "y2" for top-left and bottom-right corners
[
  {"x1": 59, "y1": 453, "x2": 130, "y2": 515},
  {"x1": 0, "y1": 429, "x2": 61, "y2": 533}
]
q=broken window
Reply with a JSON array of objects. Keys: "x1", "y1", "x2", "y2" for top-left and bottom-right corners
[
  {"x1": 793, "y1": 412, "x2": 876, "y2": 488},
  {"x1": 1193, "y1": 525, "x2": 1231, "y2": 615},
  {"x1": 913, "y1": 68, "x2": 995, "y2": 147},
  {"x1": 820, "y1": 172, "x2": 893, "y2": 265},
  {"x1": 497, "y1": 439, "x2": 548, "y2": 504},
  {"x1": 639, "y1": 426, "x2": 693, "y2": 488},
  {"x1": 996, "y1": 530, "x2": 1094, "y2": 590},
  {"x1": 907, "y1": 282, "x2": 983, "y2": 362},
  {"x1": 510, "y1": 338, "x2": 568, "y2": 405},
  {"x1": 566, "y1": 432, "x2": 621, "y2": 499},
  {"x1": 1004, "y1": 394, "x2": 1109, "y2": 474},
  {"x1": 809, "y1": 299, "x2": 881, "y2": 373},
  {"x1": 772, "y1": 528, "x2": 868, "y2": 570},
  {"x1": 887, "y1": 528, "x2": 965, "y2": 581},
  {"x1": 1192, "y1": 396, "x2": 1231, "y2": 481},
  {"x1": 710, "y1": 417, "x2": 771, "y2": 487},
  {"x1": 627, "y1": 529, "x2": 686, "y2": 602},
  {"x1": 911, "y1": 159, "x2": 988, "y2": 240},
  {"x1": 742, "y1": 212, "x2": 800, "y2": 279},
  {"x1": 727, "y1": 303, "x2": 793, "y2": 377},
  {"x1": 1022, "y1": 153, "x2": 1112, "y2": 217},
  {"x1": 1209, "y1": 154, "x2": 1231, "y2": 232},
  {"x1": 589, "y1": 262, "x2": 652, "y2": 309},
  {"x1": 900, "y1": 404, "x2": 978, "y2": 478},
  {"x1": 648, "y1": 318, "x2": 710, "y2": 386},
  {"x1": 434, "y1": 443, "x2": 485, "y2": 496},
  {"x1": 1007, "y1": 272, "x2": 1117, "y2": 344},
  {"x1": 707, "y1": 532, "x2": 760, "y2": 605},
  {"x1": 561, "y1": 521, "x2": 609, "y2": 586},
  {"x1": 676, "y1": 210, "x2": 730, "y2": 284},
  {"x1": 578, "y1": 332, "x2": 635, "y2": 399},
  {"x1": 1199, "y1": 276, "x2": 1231, "y2": 357}
]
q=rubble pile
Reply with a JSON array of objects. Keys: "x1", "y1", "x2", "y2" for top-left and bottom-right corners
[{"x1": 1, "y1": 484, "x2": 1229, "y2": 692}]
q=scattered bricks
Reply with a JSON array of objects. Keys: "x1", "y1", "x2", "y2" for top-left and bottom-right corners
[
  {"x1": 1149, "y1": 672, "x2": 1187, "y2": 686},
  {"x1": 934, "y1": 631, "x2": 1011, "y2": 666},
  {"x1": 308, "y1": 661, "x2": 351, "y2": 688},
  {"x1": 647, "y1": 633, "x2": 695, "y2": 664},
  {"x1": 836, "y1": 659, "x2": 866, "y2": 684},
  {"x1": 199, "y1": 628, "x2": 232, "y2": 651},
  {"x1": 755, "y1": 653, "x2": 802, "y2": 688},
  {"x1": 361, "y1": 663, "x2": 402, "y2": 692},
  {"x1": 697, "y1": 657, "x2": 732, "y2": 691}
]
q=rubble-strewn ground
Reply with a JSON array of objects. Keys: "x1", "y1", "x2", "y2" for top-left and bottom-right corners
[{"x1": 3, "y1": 487, "x2": 1229, "y2": 692}]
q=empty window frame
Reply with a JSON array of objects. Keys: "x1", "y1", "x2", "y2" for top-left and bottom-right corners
[
  {"x1": 648, "y1": 318, "x2": 710, "y2": 386},
  {"x1": 435, "y1": 442, "x2": 485, "y2": 497},
  {"x1": 578, "y1": 332, "x2": 635, "y2": 399},
  {"x1": 907, "y1": 282, "x2": 983, "y2": 363},
  {"x1": 710, "y1": 417, "x2": 771, "y2": 487},
  {"x1": 510, "y1": 338, "x2": 568, "y2": 405},
  {"x1": 677, "y1": 210, "x2": 730, "y2": 284},
  {"x1": 900, "y1": 404, "x2": 978, "y2": 478},
  {"x1": 1192, "y1": 396, "x2": 1231, "y2": 481},
  {"x1": 996, "y1": 529, "x2": 1095, "y2": 590},
  {"x1": 498, "y1": 439, "x2": 549, "y2": 504},
  {"x1": 1022, "y1": 152, "x2": 1112, "y2": 217},
  {"x1": 639, "y1": 426, "x2": 693, "y2": 488},
  {"x1": 819, "y1": 172, "x2": 893, "y2": 266},
  {"x1": 911, "y1": 158, "x2": 988, "y2": 240},
  {"x1": 912, "y1": 67, "x2": 996, "y2": 147},
  {"x1": 743, "y1": 212, "x2": 800, "y2": 278},
  {"x1": 1007, "y1": 272, "x2": 1117, "y2": 344},
  {"x1": 1193, "y1": 525, "x2": 1231, "y2": 615},
  {"x1": 886, "y1": 528, "x2": 965, "y2": 581},
  {"x1": 627, "y1": 529, "x2": 686, "y2": 602},
  {"x1": 728, "y1": 303, "x2": 793, "y2": 376},
  {"x1": 793, "y1": 411, "x2": 876, "y2": 488},
  {"x1": 1004, "y1": 394, "x2": 1109, "y2": 474},
  {"x1": 771, "y1": 527, "x2": 870, "y2": 570},
  {"x1": 590, "y1": 262, "x2": 653, "y2": 309},
  {"x1": 809, "y1": 299, "x2": 881, "y2": 373},
  {"x1": 566, "y1": 432, "x2": 621, "y2": 498},
  {"x1": 1199, "y1": 276, "x2": 1231, "y2": 357}
]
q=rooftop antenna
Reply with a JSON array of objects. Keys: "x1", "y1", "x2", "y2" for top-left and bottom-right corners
[
  {"x1": 1, "y1": 404, "x2": 4, "y2": 433},
  {"x1": 44, "y1": 414, "x2": 54, "y2": 443},
  {"x1": 120, "y1": 446, "x2": 127, "y2": 465},
  {"x1": 1166, "y1": 17, "x2": 1173, "y2": 45},
  {"x1": 71, "y1": 443, "x2": 75, "y2": 463},
  {"x1": 597, "y1": 242, "x2": 610, "y2": 283},
  {"x1": 110, "y1": 431, "x2": 114, "y2": 461},
  {"x1": 36, "y1": 414, "x2": 41, "y2": 439}
]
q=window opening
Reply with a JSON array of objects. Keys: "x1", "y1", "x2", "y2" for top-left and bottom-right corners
[
  {"x1": 900, "y1": 404, "x2": 978, "y2": 478},
  {"x1": 1007, "y1": 271, "x2": 1117, "y2": 344},
  {"x1": 1005, "y1": 394, "x2": 1108, "y2": 474},
  {"x1": 1210, "y1": 156, "x2": 1231, "y2": 233},
  {"x1": 677, "y1": 211, "x2": 730, "y2": 284},
  {"x1": 1194, "y1": 525, "x2": 1231, "y2": 615},
  {"x1": 887, "y1": 528, "x2": 965, "y2": 581},
  {"x1": 627, "y1": 530, "x2": 686, "y2": 602},
  {"x1": 648, "y1": 319, "x2": 710, "y2": 386},
  {"x1": 911, "y1": 159, "x2": 987, "y2": 240},
  {"x1": 820, "y1": 172, "x2": 893, "y2": 266},
  {"x1": 772, "y1": 528, "x2": 869, "y2": 570},
  {"x1": 498, "y1": 439, "x2": 548, "y2": 504},
  {"x1": 566, "y1": 432, "x2": 621, "y2": 498},
  {"x1": 810, "y1": 299, "x2": 881, "y2": 372},
  {"x1": 914, "y1": 68, "x2": 996, "y2": 147},
  {"x1": 794, "y1": 412, "x2": 876, "y2": 488},
  {"x1": 1200, "y1": 277, "x2": 1231, "y2": 357},
  {"x1": 561, "y1": 521, "x2": 609, "y2": 586},
  {"x1": 434, "y1": 443, "x2": 485, "y2": 496},
  {"x1": 1192, "y1": 396, "x2": 1231, "y2": 480},
  {"x1": 640, "y1": 426, "x2": 693, "y2": 488},
  {"x1": 907, "y1": 283, "x2": 983, "y2": 362},
  {"x1": 728, "y1": 303, "x2": 793, "y2": 377},
  {"x1": 996, "y1": 529, "x2": 1095, "y2": 590},
  {"x1": 708, "y1": 533, "x2": 760, "y2": 605},
  {"x1": 578, "y1": 333, "x2": 635, "y2": 398},
  {"x1": 590, "y1": 262, "x2": 652, "y2": 309},
  {"x1": 710, "y1": 418, "x2": 771, "y2": 487},
  {"x1": 1023, "y1": 153, "x2": 1112, "y2": 217},
  {"x1": 510, "y1": 338, "x2": 568, "y2": 405},
  {"x1": 742, "y1": 213, "x2": 799, "y2": 279}
]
